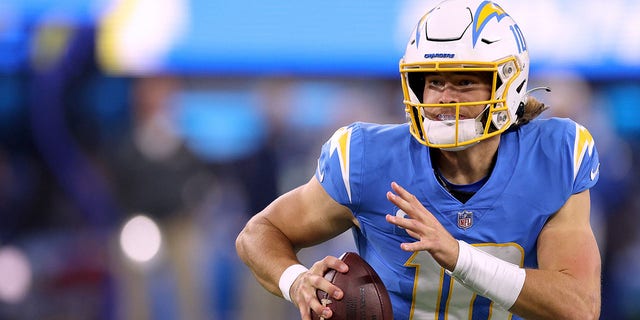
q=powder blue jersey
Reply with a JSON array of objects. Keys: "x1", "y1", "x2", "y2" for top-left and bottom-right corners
[{"x1": 315, "y1": 118, "x2": 599, "y2": 320}]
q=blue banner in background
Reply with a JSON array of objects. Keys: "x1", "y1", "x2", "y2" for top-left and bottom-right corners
[
  {"x1": 170, "y1": 1, "x2": 402, "y2": 76},
  {"x1": 2, "y1": 0, "x2": 640, "y2": 78}
]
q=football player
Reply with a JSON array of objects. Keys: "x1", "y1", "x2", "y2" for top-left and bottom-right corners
[{"x1": 236, "y1": 0, "x2": 601, "y2": 319}]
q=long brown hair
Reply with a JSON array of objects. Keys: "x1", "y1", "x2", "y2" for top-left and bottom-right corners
[{"x1": 516, "y1": 96, "x2": 549, "y2": 126}]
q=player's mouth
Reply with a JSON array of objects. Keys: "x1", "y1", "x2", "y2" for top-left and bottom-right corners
[
  {"x1": 437, "y1": 114, "x2": 457, "y2": 121},
  {"x1": 426, "y1": 113, "x2": 469, "y2": 121}
]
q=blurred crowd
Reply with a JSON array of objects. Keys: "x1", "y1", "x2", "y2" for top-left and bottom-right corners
[{"x1": 0, "y1": 23, "x2": 640, "y2": 320}]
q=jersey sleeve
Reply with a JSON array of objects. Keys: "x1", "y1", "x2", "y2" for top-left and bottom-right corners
[
  {"x1": 569, "y1": 122, "x2": 600, "y2": 193},
  {"x1": 315, "y1": 123, "x2": 364, "y2": 212}
]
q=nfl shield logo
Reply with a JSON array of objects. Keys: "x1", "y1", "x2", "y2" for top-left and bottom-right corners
[{"x1": 457, "y1": 210, "x2": 473, "y2": 230}]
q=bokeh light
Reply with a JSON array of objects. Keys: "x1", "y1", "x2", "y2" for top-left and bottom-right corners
[
  {"x1": 0, "y1": 246, "x2": 32, "y2": 304},
  {"x1": 119, "y1": 214, "x2": 162, "y2": 263}
]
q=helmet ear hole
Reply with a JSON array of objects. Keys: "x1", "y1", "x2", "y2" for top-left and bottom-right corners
[{"x1": 516, "y1": 101, "x2": 525, "y2": 118}]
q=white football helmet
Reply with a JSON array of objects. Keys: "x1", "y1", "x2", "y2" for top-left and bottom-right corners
[{"x1": 400, "y1": 0, "x2": 529, "y2": 150}]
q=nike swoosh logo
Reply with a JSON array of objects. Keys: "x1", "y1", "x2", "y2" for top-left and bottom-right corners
[
  {"x1": 590, "y1": 163, "x2": 600, "y2": 181},
  {"x1": 481, "y1": 38, "x2": 501, "y2": 44}
]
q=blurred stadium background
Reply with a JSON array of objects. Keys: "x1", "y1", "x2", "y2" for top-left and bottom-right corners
[{"x1": 0, "y1": 0, "x2": 638, "y2": 319}]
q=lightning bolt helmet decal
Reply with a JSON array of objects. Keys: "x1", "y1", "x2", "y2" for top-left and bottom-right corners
[{"x1": 472, "y1": 1, "x2": 509, "y2": 47}]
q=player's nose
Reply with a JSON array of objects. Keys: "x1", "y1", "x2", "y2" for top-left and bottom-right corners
[{"x1": 438, "y1": 83, "x2": 460, "y2": 104}]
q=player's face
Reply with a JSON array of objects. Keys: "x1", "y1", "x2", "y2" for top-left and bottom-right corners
[{"x1": 421, "y1": 72, "x2": 492, "y2": 121}]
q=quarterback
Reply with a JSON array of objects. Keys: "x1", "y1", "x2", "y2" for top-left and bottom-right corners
[{"x1": 236, "y1": 0, "x2": 602, "y2": 319}]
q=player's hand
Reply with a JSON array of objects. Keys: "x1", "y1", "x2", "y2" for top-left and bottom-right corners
[
  {"x1": 385, "y1": 181, "x2": 459, "y2": 271},
  {"x1": 290, "y1": 256, "x2": 348, "y2": 320}
]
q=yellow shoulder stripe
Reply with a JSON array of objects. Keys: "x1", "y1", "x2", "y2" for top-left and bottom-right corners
[
  {"x1": 329, "y1": 127, "x2": 353, "y2": 202},
  {"x1": 573, "y1": 124, "x2": 594, "y2": 180}
]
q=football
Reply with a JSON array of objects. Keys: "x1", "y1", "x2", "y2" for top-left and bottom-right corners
[{"x1": 311, "y1": 252, "x2": 393, "y2": 320}]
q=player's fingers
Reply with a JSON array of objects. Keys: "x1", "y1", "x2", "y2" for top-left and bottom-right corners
[
  {"x1": 390, "y1": 181, "x2": 419, "y2": 205},
  {"x1": 388, "y1": 184, "x2": 437, "y2": 226},
  {"x1": 298, "y1": 293, "x2": 332, "y2": 320},
  {"x1": 307, "y1": 296, "x2": 333, "y2": 319},
  {"x1": 299, "y1": 301, "x2": 330, "y2": 320},
  {"x1": 385, "y1": 213, "x2": 416, "y2": 231},
  {"x1": 293, "y1": 272, "x2": 333, "y2": 319},
  {"x1": 390, "y1": 182, "x2": 435, "y2": 220},
  {"x1": 400, "y1": 241, "x2": 421, "y2": 252},
  {"x1": 323, "y1": 255, "x2": 349, "y2": 274},
  {"x1": 386, "y1": 191, "x2": 413, "y2": 216},
  {"x1": 387, "y1": 187, "x2": 425, "y2": 222},
  {"x1": 299, "y1": 304, "x2": 312, "y2": 320},
  {"x1": 404, "y1": 228, "x2": 421, "y2": 240},
  {"x1": 311, "y1": 256, "x2": 348, "y2": 275},
  {"x1": 309, "y1": 257, "x2": 346, "y2": 298},
  {"x1": 307, "y1": 257, "x2": 347, "y2": 301},
  {"x1": 385, "y1": 214, "x2": 433, "y2": 245}
]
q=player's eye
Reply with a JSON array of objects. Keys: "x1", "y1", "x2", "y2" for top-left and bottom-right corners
[
  {"x1": 458, "y1": 79, "x2": 475, "y2": 86},
  {"x1": 427, "y1": 78, "x2": 445, "y2": 89}
]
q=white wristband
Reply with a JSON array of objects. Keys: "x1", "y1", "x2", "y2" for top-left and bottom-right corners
[
  {"x1": 278, "y1": 264, "x2": 309, "y2": 302},
  {"x1": 449, "y1": 240, "x2": 526, "y2": 310}
]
